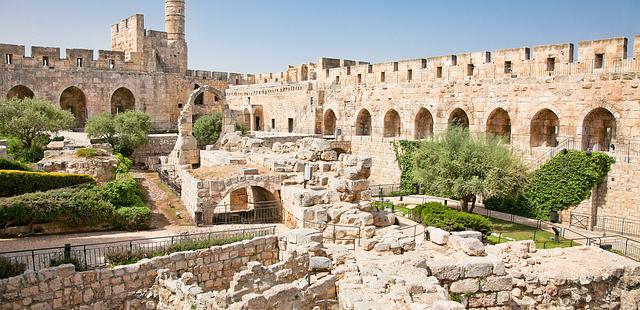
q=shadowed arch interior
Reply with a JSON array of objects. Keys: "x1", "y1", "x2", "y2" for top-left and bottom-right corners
[
  {"x1": 60, "y1": 86, "x2": 88, "y2": 129},
  {"x1": 324, "y1": 109, "x2": 337, "y2": 135},
  {"x1": 253, "y1": 106, "x2": 264, "y2": 131},
  {"x1": 110, "y1": 87, "x2": 135, "y2": 114},
  {"x1": 383, "y1": 109, "x2": 401, "y2": 137},
  {"x1": 355, "y1": 109, "x2": 372, "y2": 136},
  {"x1": 6, "y1": 85, "x2": 34, "y2": 100},
  {"x1": 486, "y1": 108, "x2": 511, "y2": 143},
  {"x1": 448, "y1": 108, "x2": 469, "y2": 129},
  {"x1": 530, "y1": 108, "x2": 559, "y2": 147},
  {"x1": 194, "y1": 84, "x2": 204, "y2": 105},
  {"x1": 414, "y1": 108, "x2": 433, "y2": 139},
  {"x1": 582, "y1": 107, "x2": 616, "y2": 151}
]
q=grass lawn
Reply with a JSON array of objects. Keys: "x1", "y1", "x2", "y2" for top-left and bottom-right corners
[{"x1": 486, "y1": 217, "x2": 573, "y2": 249}]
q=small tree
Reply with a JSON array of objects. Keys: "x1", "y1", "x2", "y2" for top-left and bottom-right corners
[
  {"x1": 85, "y1": 111, "x2": 152, "y2": 156},
  {"x1": 413, "y1": 127, "x2": 528, "y2": 212},
  {"x1": 193, "y1": 112, "x2": 223, "y2": 148},
  {"x1": 0, "y1": 98, "x2": 74, "y2": 162}
]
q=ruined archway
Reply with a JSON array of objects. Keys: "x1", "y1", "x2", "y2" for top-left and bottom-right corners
[
  {"x1": 194, "y1": 84, "x2": 204, "y2": 105},
  {"x1": 6, "y1": 85, "x2": 34, "y2": 100},
  {"x1": 486, "y1": 108, "x2": 511, "y2": 143},
  {"x1": 530, "y1": 108, "x2": 559, "y2": 147},
  {"x1": 213, "y1": 185, "x2": 280, "y2": 224},
  {"x1": 448, "y1": 108, "x2": 470, "y2": 129},
  {"x1": 383, "y1": 109, "x2": 401, "y2": 138},
  {"x1": 582, "y1": 107, "x2": 616, "y2": 151},
  {"x1": 253, "y1": 106, "x2": 264, "y2": 131},
  {"x1": 324, "y1": 109, "x2": 337, "y2": 135},
  {"x1": 110, "y1": 87, "x2": 135, "y2": 114},
  {"x1": 414, "y1": 108, "x2": 433, "y2": 139},
  {"x1": 355, "y1": 109, "x2": 372, "y2": 136},
  {"x1": 60, "y1": 86, "x2": 88, "y2": 129}
]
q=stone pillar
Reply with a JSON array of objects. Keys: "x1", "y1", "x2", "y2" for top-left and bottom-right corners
[{"x1": 250, "y1": 110, "x2": 255, "y2": 131}]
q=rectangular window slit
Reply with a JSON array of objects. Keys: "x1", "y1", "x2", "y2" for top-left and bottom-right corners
[
  {"x1": 407, "y1": 69, "x2": 413, "y2": 81},
  {"x1": 393, "y1": 62, "x2": 398, "y2": 71},
  {"x1": 595, "y1": 53, "x2": 604, "y2": 69},
  {"x1": 77, "y1": 58, "x2": 83, "y2": 68},
  {"x1": 357, "y1": 74, "x2": 362, "y2": 84},
  {"x1": 5, "y1": 54, "x2": 12, "y2": 65},
  {"x1": 504, "y1": 61, "x2": 512, "y2": 74},
  {"x1": 42, "y1": 56, "x2": 49, "y2": 67},
  {"x1": 436, "y1": 66, "x2": 443, "y2": 78},
  {"x1": 380, "y1": 72, "x2": 386, "y2": 83},
  {"x1": 467, "y1": 64, "x2": 474, "y2": 76},
  {"x1": 546, "y1": 57, "x2": 555, "y2": 71}
]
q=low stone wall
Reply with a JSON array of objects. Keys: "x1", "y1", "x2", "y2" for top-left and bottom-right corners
[
  {"x1": 132, "y1": 134, "x2": 178, "y2": 170},
  {"x1": 0, "y1": 235, "x2": 279, "y2": 310}
]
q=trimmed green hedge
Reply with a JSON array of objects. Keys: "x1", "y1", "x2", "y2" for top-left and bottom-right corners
[
  {"x1": 98, "y1": 176, "x2": 146, "y2": 209},
  {"x1": 113, "y1": 206, "x2": 152, "y2": 231},
  {"x1": 416, "y1": 202, "x2": 492, "y2": 236},
  {"x1": 0, "y1": 170, "x2": 95, "y2": 197},
  {"x1": 0, "y1": 158, "x2": 32, "y2": 171}
]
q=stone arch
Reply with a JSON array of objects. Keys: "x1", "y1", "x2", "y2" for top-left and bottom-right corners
[
  {"x1": 448, "y1": 108, "x2": 470, "y2": 129},
  {"x1": 60, "y1": 86, "x2": 88, "y2": 129},
  {"x1": 383, "y1": 109, "x2": 401, "y2": 138},
  {"x1": 253, "y1": 106, "x2": 264, "y2": 131},
  {"x1": 110, "y1": 87, "x2": 135, "y2": 114},
  {"x1": 324, "y1": 109, "x2": 337, "y2": 135},
  {"x1": 414, "y1": 107, "x2": 434, "y2": 139},
  {"x1": 194, "y1": 84, "x2": 204, "y2": 105},
  {"x1": 6, "y1": 85, "x2": 34, "y2": 99},
  {"x1": 355, "y1": 108, "x2": 372, "y2": 136},
  {"x1": 530, "y1": 108, "x2": 559, "y2": 147},
  {"x1": 486, "y1": 108, "x2": 511, "y2": 143},
  {"x1": 582, "y1": 107, "x2": 616, "y2": 151}
]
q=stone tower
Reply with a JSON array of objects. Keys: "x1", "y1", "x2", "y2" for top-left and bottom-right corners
[{"x1": 165, "y1": 0, "x2": 188, "y2": 73}]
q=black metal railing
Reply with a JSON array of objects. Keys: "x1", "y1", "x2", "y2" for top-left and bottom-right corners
[
  {"x1": 0, "y1": 226, "x2": 276, "y2": 272},
  {"x1": 209, "y1": 201, "x2": 281, "y2": 225},
  {"x1": 569, "y1": 212, "x2": 640, "y2": 238},
  {"x1": 569, "y1": 212, "x2": 591, "y2": 230}
]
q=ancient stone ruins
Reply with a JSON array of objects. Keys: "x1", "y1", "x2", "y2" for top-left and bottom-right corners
[{"x1": 1, "y1": 0, "x2": 640, "y2": 309}]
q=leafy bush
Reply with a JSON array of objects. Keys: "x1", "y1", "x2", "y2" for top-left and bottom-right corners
[
  {"x1": 391, "y1": 140, "x2": 420, "y2": 193},
  {"x1": 416, "y1": 202, "x2": 492, "y2": 236},
  {"x1": 0, "y1": 158, "x2": 32, "y2": 171},
  {"x1": 235, "y1": 122, "x2": 247, "y2": 135},
  {"x1": 0, "y1": 170, "x2": 96, "y2": 197},
  {"x1": 6, "y1": 135, "x2": 51, "y2": 163},
  {"x1": 0, "y1": 256, "x2": 26, "y2": 279},
  {"x1": 484, "y1": 196, "x2": 534, "y2": 218},
  {"x1": 113, "y1": 206, "x2": 152, "y2": 231},
  {"x1": 0, "y1": 186, "x2": 114, "y2": 227},
  {"x1": 98, "y1": 177, "x2": 146, "y2": 209},
  {"x1": 75, "y1": 147, "x2": 99, "y2": 158},
  {"x1": 114, "y1": 153, "x2": 133, "y2": 175},
  {"x1": 86, "y1": 111, "x2": 152, "y2": 156},
  {"x1": 193, "y1": 112, "x2": 223, "y2": 148},
  {"x1": 49, "y1": 256, "x2": 86, "y2": 271}
]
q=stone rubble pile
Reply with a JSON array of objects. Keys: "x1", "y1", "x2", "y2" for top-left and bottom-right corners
[{"x1": 38, "y1": 142, "x2": 117, "y2": 183}]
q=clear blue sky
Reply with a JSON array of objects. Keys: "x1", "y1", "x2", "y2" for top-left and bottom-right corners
[{"x1": 0, "y1": 0, "x2": 638, "y2": 73}]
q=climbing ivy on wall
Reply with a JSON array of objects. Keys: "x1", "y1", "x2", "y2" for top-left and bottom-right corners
[
  {"x1": 525, "y1": 150, "x2": 614, "y2": 219},
  {"x1": 391, "y1": 140, "x2": 420, "y2": 194}
]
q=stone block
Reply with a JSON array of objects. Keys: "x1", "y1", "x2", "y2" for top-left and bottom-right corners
[
  {"x1": 428, "y1": 260, "x2": 462, "y2": 281},
  {"x1": 448, "y1": 235, "x2": 486, "y2": 256},
  {"x1": 451, "y1": 230, "x2": 483, "y2": 241},
  {"x1": 481, "y1": 276, "x2": 513, "y2": 292},
  {"x1": 450, "y1": 278, "x2": 479, "y2": 293},
  {"x1": 462, "y1": 257, "x2": 494, "y2": 278},
  {"x1": 427, "y1": 227, "x2": 450, "y2": 245},
  {"x1": 309, "y1": 256, "x2": 332, "y2": 272}
]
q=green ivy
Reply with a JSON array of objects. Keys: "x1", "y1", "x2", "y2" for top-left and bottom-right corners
[{"x1": 391, "y1": 140, "x2": 420, "y2": 193}]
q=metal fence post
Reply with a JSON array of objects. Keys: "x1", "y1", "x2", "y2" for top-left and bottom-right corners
[
  {"x1": 83, "y1": 245, "x2": 88, "y2": 269},
  {"x1": 31, "y1": 250, "x2": 36, "y2": 271}
]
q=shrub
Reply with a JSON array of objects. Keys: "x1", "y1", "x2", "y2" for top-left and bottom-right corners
[
  {"x1": 0, "y1": 170, "x2": 96, "y2": 197},
  {"x1": 0, "y1": 256, "x2": 26, "y2": 279},
  {"x1": 49, "y1": 256, "x2": 86, "y2": 271},
  {"x1": 0, "y1": 186, "x2": 114, "y2": 227},
  {"x1": 114, "y1": 153, "x2": 133, "y2": 175},
  {"x1": 416, "y1": 202, "x2": 492, "y2": 236},
  {"x1": 484, "y1": 196, "x2": 533, "y2": 218},
  {"x1": 75, "y1": 147, "x2": 99, "y2": 158},
  {"x1": 85, "y1": 111, "x2": 152, "y2": 156},
  {"x1": 0, "y1": 158, "x2": 32, "y2": 171},
  {"x1": 193, "y1": 112, "x2": 223, "y2": 148},
  {"x1": 113, "y1": 206, "x2": 152, "y2": 231},
  {"x1": 235, "y1": 122, "x2": 247, "y2": 135},
  {"x1": 98, "y1": 177, "x2": 146, "y2": 209}
]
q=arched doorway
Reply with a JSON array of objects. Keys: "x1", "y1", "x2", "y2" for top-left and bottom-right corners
[
  {"x1": 253, "y1": 106, "x2": 264, "y2": 131},
  {"x1": 383, "y1": 109, "x2": 401, "y2": 138},
  {"x1": 110, "y1": 87, "x2": 135, "y2": 114},
  {"x1": 448, "y1": 108, "x2": 470, "y2": 129},
  {"x1": 486, "y1": 108, "x2": 511, "y2": 143},
  {"x1": 324, "y1": 109, "x2": 337, "y2": 135},
  {"x1": 355, "y1": 109, "x2": 372, "y2": 136},
  {"x1": 194, "y1": 84, "x2": 204, "y2": 105},
  {"x1": 414, "y1": 108, "x2": 433, "y2": 139},
  {"x1": 530, "y1": 108, "x2": 559, "y2": 147},
  {"x1": 6, "y1": 85, "x2": 34, "y2": 99},
  {"x1": 582, "y1": 108, "x2": 616, "y2": 151},
  {"x1": 60, "y1": 86, "x2": 88, "y2": 129},
  {"x1": 242, "y1": 108, "x2": 251, "y2": 130}
]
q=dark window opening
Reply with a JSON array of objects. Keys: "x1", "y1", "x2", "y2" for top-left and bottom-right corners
[
  {"x1": 325, "y1": 69, "x2": 329, "y2": 78},
  {"x1": 393, "y1": 62, "x2": 398, "y2": 71},
  {"x1": 421, "y1": 59, "x2": 427, "y2": 69},
  {"x1": 235, "y1": 78, "x2": 240, "y2": 85},
  {"x1": 346, "y1": 66, "x2": 351, "y2": 75},
  {"x1": 368, "y1": 65, "x2": 373, "y2": 74},
  {"x1": 264, "y1": 79, "x2": 267, "y2": 83},
  {"x1": 436, "y1": 66, "x2": 443, "y2": 78},
  {"x1": 381, "y1": 72, "x2": 386, "y2": 83},
  {"x1": 77, "y1": 58, "x2": 83, "y2": 68},
  {"x1": 288, "y1": 118, "x2": 294, "y2": 133},
  {"x1": 357, "y1": 74, "x2": 362, "y2": 84},
  {"x1": 407, "y1": 69, "x2": 413, "y2": 81},
  {"x1": 467, "y1": 64, "x2": 474, "y2": 76},
  {"x1": 546, "y1": 57, "x2": 555, "y2": 71},
  {"x1": 595, "y1": 53, "x2": 604, "y2": 69},
  {"x1": 271, "y1": 119, "x2": 275, "y2": 130},
  {"x1": 504, "y1": 61, "x2": 512, "y2": 74},
  {"x1": 194, "y1": 84, "x2": 204, "y2": 105},
  {"x1": 335, "y1": 76, "x2": 340, "y2": 84},
  {"x1": 5, "y1": 54, "x2": 13, "y2": 65},
  {"x1": 108, "y1": 59, "x2": 115, "y2": 69},
  {"x1": 42, "y1": 56, "x2": 49, "y2": 67}
]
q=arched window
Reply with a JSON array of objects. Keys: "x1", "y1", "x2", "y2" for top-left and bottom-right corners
[
  {"x1": 60, "y1": 86, "x2": 88, "y2": 129},
  {"x1": 6, "y1": 85, "x2": 34, "y2": 99},
  {"x1": 355, "y1": 109, "x2": 372, "y2": 136},
  {"x1": 414, "y1": 108, "x2": 433, "y2": 139},
  {"x1": 448, "y1": 108, "x2": 469, "y2": 129},
  {"x1": 383, "y1": 109, "x2": 401, "y2": 137},
  {"x1": 110, "y1": 87, "x2": 135, "y2": 114},
  {"x1": 530, "y1": 108, "x2": 559, "y2": 147},
  {"x1": 582, "y1": 107, "x2": 616, "y2": 151},
  {"x1": 324, "y1": 109, "x2": 337, "y2": 135},
  {"x1": 486, "y1": 108, "x2": 511, "y2": 143}
]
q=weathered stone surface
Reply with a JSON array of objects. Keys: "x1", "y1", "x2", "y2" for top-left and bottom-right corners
[
  {"x1": 448, "y1": 235, "x2": 486, "y2": 256},
  {"x1": 450, "y1": 278, "x2": 480, "y2": 293},
  {"x1": 427, "y1": 227, "x2": 450, "y2": 245},
  {"x1": 451, "y1": 231, "x2": 483, "y2": 241}
]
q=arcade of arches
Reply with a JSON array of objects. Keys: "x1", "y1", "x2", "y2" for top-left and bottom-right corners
[
  {"x1": 6, "y1": 85, "x2": 34, "y2": 100},
  {"x1": 60, "y1": 86, "x2": 88, "y2": 129},
  {"x1": 383, "y1": 109, "x2": 401, "y2": 138},
  {"x1": 111, "y1": 87, "x2": 135, "y2": 114}
]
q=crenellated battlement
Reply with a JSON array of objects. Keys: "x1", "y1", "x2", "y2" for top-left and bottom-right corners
[{"x1": 225, "y1": 81, "x2": 313, "y2": 98}]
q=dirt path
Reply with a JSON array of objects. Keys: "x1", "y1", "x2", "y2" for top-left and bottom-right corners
[{"x1": 131, "y1": 169, "x2": 194, "y2": 228}]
